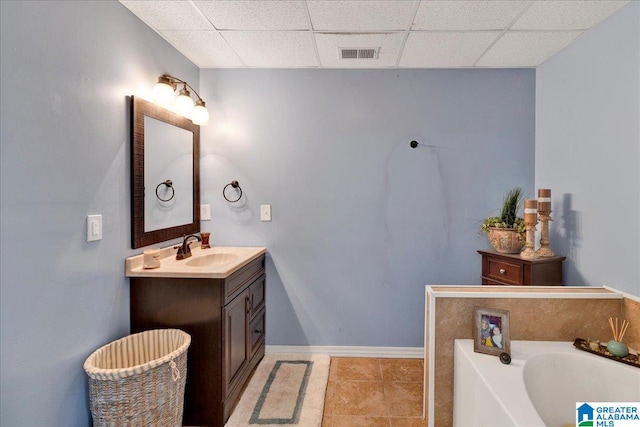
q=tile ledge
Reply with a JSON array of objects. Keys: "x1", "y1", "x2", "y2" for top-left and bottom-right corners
[{"x1": 426, "y1": 285, "x2": 622, "y2": 299}]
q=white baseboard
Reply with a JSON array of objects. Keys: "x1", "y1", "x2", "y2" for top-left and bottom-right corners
[{"x1": 265, "y1": 345, "x2": 424, "y2": 359}]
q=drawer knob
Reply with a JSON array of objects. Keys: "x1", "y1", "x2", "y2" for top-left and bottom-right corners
[{"x1": 499, "y1": 268, "x2": 506, "y2": 274}]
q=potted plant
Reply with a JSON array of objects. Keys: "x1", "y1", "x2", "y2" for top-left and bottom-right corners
[{"x1": 480, "y1": 187, "x2": 525, "y2": 254}]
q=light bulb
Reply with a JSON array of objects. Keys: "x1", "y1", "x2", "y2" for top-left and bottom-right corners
[
  {"x1": 192, "y1": 99, "x2": 209, "y2": 125},
  {"x1": 175, "y1": 86, "x2": 194, "y2": 119},
  {"x1": 153, "y1": 76, "x2": 175, "y2": 106}
]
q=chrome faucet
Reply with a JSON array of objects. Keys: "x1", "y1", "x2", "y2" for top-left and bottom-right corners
[{"x1": 175, "y1": 234, "x2": 201, "y2": 260}]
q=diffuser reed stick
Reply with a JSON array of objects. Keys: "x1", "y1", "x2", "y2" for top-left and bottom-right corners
[{"x1": 608, "y1": 317, "x2": 629, "y2": 342}]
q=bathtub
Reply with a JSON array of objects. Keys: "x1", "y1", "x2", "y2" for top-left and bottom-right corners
[{"x1": 453, "y1": 339, "x2": 640, "y2": 427}]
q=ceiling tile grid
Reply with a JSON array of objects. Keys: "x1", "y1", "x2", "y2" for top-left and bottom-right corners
[
  {"x1": 194, "y1": 0, "x2": 310, "y2": 30},
  {"x1": 400, "y1": 31, "x2": 501, "y2": 68},
  {"x1": 411, "y1": 1, "x2": 531, "y2": 31},
  {"x1": 307, "y1": 0, "x2": 417, "y2": 31},
  {"x1": 119, "y1": 0, "x2": 631, "y2": 69},
  {"x1": 476, "y1": 31, "x2": 583, "y2": 67},
  {"x1": 221, "y1": 31, "x2": 319, "y2": 67},
  {"x1": 120, "y1": 0, "x2": 213, "y2": 31},
  {"x1": 161, "y1": 30, "x2": 245, "y2": 68}
]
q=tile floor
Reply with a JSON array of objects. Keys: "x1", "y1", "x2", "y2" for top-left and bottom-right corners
[{"x1": 322, "y1": 358, "x2": 426, "y2": 427}]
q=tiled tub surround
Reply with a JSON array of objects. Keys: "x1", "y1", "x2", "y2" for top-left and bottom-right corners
[
  {"x1": 424, "y1": 286, "x2": 638, "y2": 427},
  {"x1": 622, "y1": 295, "x2": 640, "y2": 353}
]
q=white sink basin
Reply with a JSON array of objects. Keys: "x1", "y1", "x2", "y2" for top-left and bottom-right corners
[{"x1": 185, "y1": 252, "x2": 238, "y2": 267}]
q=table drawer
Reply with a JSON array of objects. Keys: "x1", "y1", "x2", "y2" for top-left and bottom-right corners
[{"x1": 487, "y1": 258, "x2": 522, "y2": 285}]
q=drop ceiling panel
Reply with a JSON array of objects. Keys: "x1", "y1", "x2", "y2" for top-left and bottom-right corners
[
  {"x1": 120, "y1": 0, "x2": 211, "y2": 31},
  {"x1": 221, "y1": 31, "x2": 318, "y2": 67},
  {"x1": 512, "y1": 0, "x2": 630, "y2": 30},
  {"x1": 400, "y1": 32, "x2": 500, "y2": 68},
  {"x1": 476, "y1": 31, "x2": 582, "y2": 67},
  {"x1": 194, "y1": 0, "x2": 310, "y2": 30},
  {"x1": 412, "y1": 1, "x2": 530, "y2": 31},
  {"x1": 162, "y1": 31, "x2": 244, "y2": 68},
  {"x1": 117, "y1": 0, "x2": 631, "y2": 69},
  {"x1": 307, "y1": 0, "x2": 416, "y2": 31},
  {"x1": 315, "y1": 33, "x2": 405, "y2": 68}
]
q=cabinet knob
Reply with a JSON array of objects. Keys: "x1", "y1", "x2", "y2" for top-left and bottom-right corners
[{"x1": 499, "y1": 268, "x2": 506, "y2": 274}]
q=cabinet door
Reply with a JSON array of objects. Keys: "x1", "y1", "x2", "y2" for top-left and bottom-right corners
[
  {"x1": 223, "y1": 289, "x2": 249, "y2": 399},
  {"x1": 249, "y1": 275, "x2": 265, "y2": 318},
  {"x1": 249, "y1": 309, "x2": 265, "y2": 359}
]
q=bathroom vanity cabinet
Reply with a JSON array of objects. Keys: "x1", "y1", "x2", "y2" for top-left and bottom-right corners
[
  {"x1": 478, "y1": 250, "x2": 565, "y2": 286},
  {"x1": 129, "y1": 254, "x2": 266, "y2": 427}
]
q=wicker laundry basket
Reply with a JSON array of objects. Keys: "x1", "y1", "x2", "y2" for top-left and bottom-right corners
[{"x1": 83, "y1": 329, "x2": 191, "y2": 427}]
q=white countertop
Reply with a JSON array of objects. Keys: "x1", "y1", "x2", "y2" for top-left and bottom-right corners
[{"x1": 125, "y1": 245, "x2": 266, "y2": 279}]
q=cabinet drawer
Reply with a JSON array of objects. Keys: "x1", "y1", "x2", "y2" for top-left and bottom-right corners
[
  {"x1": 487, "y1": 258, "x2": 522, "y2": 285},
  {"x1": 225, "y1": 255, "x2": 265, "y2": 305}
]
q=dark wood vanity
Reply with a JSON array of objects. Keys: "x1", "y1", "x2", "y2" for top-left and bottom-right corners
[{"x1": 129, "y1": 254, "x2": 266, "y2": 426}]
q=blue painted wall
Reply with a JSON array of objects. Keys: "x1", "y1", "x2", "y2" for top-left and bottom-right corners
[
  {"x1": 536, "y1": 2, "x2": 640, "y2": 297},
  {"x1": 198, "y1": 69, "x2": 535, "y2": 346},
  {"x1": 14, "y1": 0, "x2": 631, "y2": 424},
  {"x1": 0, "y1": 2, "x2": 198, "y2": 425}
]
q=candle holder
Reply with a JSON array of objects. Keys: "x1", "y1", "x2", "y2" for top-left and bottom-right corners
[
  {"x1": 535, "y1": 189, "x2": 555, "y2": 257},
  {"x1": 521, "y1": 199, "x2": 537, "y2": 259},
  {"x1": 200, "y1": 232, "x2": 211, "y2": 249}
]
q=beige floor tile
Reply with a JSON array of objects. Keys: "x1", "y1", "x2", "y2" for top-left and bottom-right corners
[
  {"x1": 324, "y1": 380, "x2": 335, "y2": 415},
  {"x1": 323, "y1": 357, "x2": 425, "y2": 424},
  {"x1": 384, "y1": 382, "x2": 423, "y2": 417},
  {"x1": 331, "y1": 415, "x2": 391, "y2": 427},
  {"x1": 389, "y1": 416, "x2": 427, "y2": 427},
  {"x1": 336, "y1": 358, "x2": 382, "y2": 381},
  {"x1": 329, "y1": 358, "x2": 339, "y2": 381},
  {"x1": 380, "y1": 359, "x2": 423, "y2": 383},
  {"x1": 333, "y1": 380, "x2": 388, "y2": 417}
]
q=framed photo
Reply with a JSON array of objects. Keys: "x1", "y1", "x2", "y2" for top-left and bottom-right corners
[{"x1": 474, "y1": 307, "x2": 510, "y2": 356}]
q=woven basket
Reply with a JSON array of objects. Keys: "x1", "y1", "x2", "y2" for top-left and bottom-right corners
[{"x1": 83, "y1": 329, "x2": 191, "y2": 427}]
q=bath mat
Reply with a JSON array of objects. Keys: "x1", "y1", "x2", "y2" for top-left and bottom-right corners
[{"x1": 225, "y1": 353, "x2": 330, "y2": 427}]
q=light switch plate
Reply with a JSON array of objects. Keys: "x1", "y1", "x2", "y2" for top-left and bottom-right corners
[
  {"x1": 260, "y1": 205, "x2": 272, "y2": 221},
  {"x1": 87, "y1": 214, "x2": 102, "y2": 242},
  {"x1": 201, "y1": 204, "x2": 211, "y2": 221}
]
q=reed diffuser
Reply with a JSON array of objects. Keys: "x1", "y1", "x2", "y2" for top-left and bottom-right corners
[{"x1": 607, "y1": 317, "x2": 630, "y2": 357}]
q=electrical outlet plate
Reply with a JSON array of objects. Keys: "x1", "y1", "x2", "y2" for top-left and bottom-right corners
[
  {"x1": 260, "y1": 205, "x2": 272, "y2": 221},
  {"x1": 201, "y1": 204, "x2": 211, "y2": 221},
  {"x1": 87, "y1": 214, "x2": 102, "y2": 242}
]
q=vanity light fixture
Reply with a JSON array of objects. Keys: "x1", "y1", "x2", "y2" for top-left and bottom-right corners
[{"x1": 152, "y1": 74, "x2": 209, "y2": 125}]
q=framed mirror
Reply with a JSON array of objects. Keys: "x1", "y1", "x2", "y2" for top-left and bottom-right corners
[{"x1": 131, "y1": 96, "x2": 200, "y2": 249}]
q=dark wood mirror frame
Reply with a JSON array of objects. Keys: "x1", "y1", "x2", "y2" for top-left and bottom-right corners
[{"x1": 131, "y1": 96, "x2": 200, "y2": 249}]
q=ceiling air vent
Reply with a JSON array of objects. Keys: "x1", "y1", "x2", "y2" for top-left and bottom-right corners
[{"x1": 339, "y1": 47, "x2": 380, "y2": 60}]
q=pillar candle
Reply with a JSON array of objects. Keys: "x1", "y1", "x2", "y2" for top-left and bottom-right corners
[
  {"x1": 143, "y1": 248, "x2": 161, "y2": 269},
  {"x1": 524, "y1": 199, "x2": 538, "y2": 224},
  {"x1": 538, "y1": 188, "x2": 551, "y2": 213}
]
